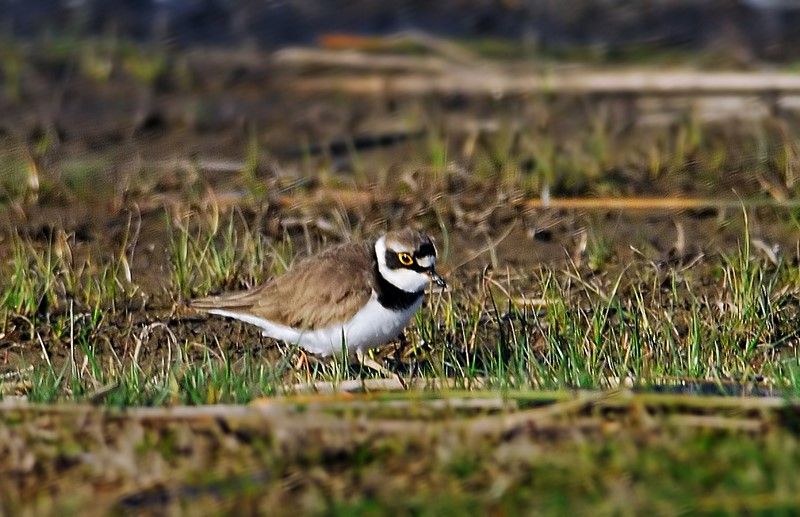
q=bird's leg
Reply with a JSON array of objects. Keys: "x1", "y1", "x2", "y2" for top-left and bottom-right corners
[
  {"x1": 354, "y1": 348, "x2": 385, "y2": 375},
  {"x1": 355, "y1": 349, "x2": 407, "y2": 389},
  {"x1": 293, "y1": 350, "x2": 311, "y2": 381},
  {"x1": 394, "y1": 331, "x2": 411, "y2": 359}
]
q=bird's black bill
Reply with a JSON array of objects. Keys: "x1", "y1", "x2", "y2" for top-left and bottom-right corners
[{"x1": 429, "y1": 269, "x2": 447, "y2": 288}]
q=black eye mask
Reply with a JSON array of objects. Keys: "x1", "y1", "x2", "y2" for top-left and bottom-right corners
[{"x1": 384, "y1": 250, "x2": 436, "y2": 272}]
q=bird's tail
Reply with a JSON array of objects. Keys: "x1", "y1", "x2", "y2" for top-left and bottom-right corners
[{"x1": 189, "y1": 284, "x2": 267, "y2": 311}]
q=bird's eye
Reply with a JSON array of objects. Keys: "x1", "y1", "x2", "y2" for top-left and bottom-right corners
[{"x1": 397, "y1": 252, "x2": 414, "y2": 266}]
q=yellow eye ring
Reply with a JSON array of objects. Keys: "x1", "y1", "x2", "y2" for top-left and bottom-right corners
[{"x1": 398, "y1": 252, "x2": 414, "y2": 266}]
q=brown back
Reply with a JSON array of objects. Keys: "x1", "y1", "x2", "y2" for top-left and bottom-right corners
[{"x1": 190, "y1": 241, "x2": 375, "y2": 330}]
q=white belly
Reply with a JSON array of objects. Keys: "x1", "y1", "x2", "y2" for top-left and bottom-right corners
[{"x1": 209, "y1": 293, "x2": 423, "y2": 356}]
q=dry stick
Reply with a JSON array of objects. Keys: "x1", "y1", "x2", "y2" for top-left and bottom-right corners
[
  {"x1": 42, "y1": 188, "x2": 800, "y2": 224},
  {"x1": 273, "y1": 47, "x2": 450, "y2": 73},
  {"x1": 467, "y1": 391, "x2": 612, "y2": 435},
  {"x1": 0, "y1": 392, "x2": 639, "y2": 440},
  {"x1": 275, "y1": 389, "x2": 580, "y2": 405},
  {"x1": 277, "y1": 391, "x2": 788, "y2": 437},
  {"x1": 254, "y1": 397, "x2": 516, "y2": 414},
  {"x1": 282, "y1": 31, "x2": 482, "y2": 73},
  {"x1": 286, "y1": 376, "x2": 488, "y2": 394},
  {"x1": 598, "y1": 391, "x2": 794, "y2": 411},
  {"x1": 285, "y1": 70, "x2": 800, "y2": 96},
  {"x1": 2, "y1": 390, "x2": 791, "y2": 420},
  {"x1": 276, "y1": 192, "x2": 800, "y2": 213},
  {"x1": 524, "y1": 197, "x2": 800, "y2": 211},
  {"x1": 0, "y1": 397, "x2": 785, "y2": 445}
]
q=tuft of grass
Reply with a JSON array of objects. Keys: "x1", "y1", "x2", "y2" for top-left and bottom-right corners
[
  {"x1": 0, "y1": 233, "x2": 134, "y2": 314},
  {"x1": 167, "y1": 209, "x2": 275, "y2": 300},
  {"x1": 20, "y1": 325, "x2": 303, "y2": 405}
]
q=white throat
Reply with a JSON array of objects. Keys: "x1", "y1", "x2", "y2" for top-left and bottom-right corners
[{"x1": 374, "y1": 236, "x2": 430, "y2": 293}]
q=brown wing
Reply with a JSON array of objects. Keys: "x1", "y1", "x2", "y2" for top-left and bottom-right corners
[{"x1": 190, "y1": 241, "x2": 375, "y2": 330}]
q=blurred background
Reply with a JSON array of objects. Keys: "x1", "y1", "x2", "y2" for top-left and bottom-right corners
[{"x1": 4, "y1": 0, "x2": 800, "y2": 61}]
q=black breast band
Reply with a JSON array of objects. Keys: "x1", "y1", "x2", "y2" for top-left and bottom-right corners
[{"x1": 373, "y1": 260, "x2": 424, "y2": 310}]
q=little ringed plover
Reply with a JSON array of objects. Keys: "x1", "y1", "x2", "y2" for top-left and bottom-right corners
[{"x1": 190, "y1": 228, "x2": 446, "y2": 357}]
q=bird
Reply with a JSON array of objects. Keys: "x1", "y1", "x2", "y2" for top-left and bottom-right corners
[{"x1": 190, "y1": 228, "x2": 447, "y2": 358}]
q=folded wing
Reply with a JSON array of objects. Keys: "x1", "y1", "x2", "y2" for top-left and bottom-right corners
[{"x1": 190, "y1": 241, "x2": 375, "y2": 330}]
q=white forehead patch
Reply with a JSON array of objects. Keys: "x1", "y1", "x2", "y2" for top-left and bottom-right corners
[
  {"x1": 384, "y1": 239, "x2": 413, "y2": 253},
  {"x1": 416, "y1": 255, "x2": 435, "y2": 268}
]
